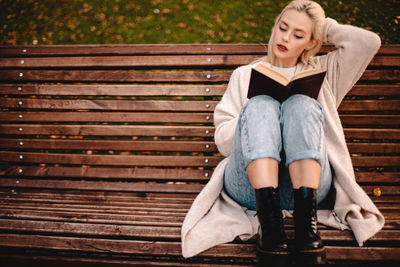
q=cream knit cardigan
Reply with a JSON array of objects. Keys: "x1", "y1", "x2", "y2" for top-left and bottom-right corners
[{"x1": 181, "y1": 18, "x2": 384, "y2": 258}]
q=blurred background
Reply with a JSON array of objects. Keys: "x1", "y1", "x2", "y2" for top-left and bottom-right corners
[{"x1": 0, "y1": 0, "x2": 399, "y2": 45}]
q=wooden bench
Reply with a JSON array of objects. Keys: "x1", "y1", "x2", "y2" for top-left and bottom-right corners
[{"x1": 0, "y1": 44, "x2": 399, "y2": 265}]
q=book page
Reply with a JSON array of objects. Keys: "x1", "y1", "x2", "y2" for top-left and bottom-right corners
[
  {"x1": 253, "y1": 63, "x2": 290, "y2": 86},
  {"x1": 291, "y1": 68, "x2": 324, "y2": 81}
]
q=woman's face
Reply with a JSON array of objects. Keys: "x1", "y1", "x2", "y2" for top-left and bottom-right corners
[{"x1": 272, "y1": 9, "x2": 317, "y2": 67}]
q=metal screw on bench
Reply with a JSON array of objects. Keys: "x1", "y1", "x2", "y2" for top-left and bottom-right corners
[
  {"x1": 22, "y1": 49, "x2": 27, "y2": 53},
  {"x1": 18, "y1": 101, "x2": 23, "y2": 105},
  {"x1": 205, "y1": 130, "x2": 210, "y2": 134},
  {"x1": 18, "y1": 114, "x2": 23, "y2": 119},
  {"x1": 205, "y1": 104, "x2": 210, "y2": 109},
  {"x1": 205, "y1": 144, "x2": 210, "y2": 149},
  {"x1": 20, "y1": 60, "x2": 25, "y2": 65},
  {"x1": 206, "y1": 74, "x2": 211, "y2": 79},
  {"x1": 19, "y1": 155, "x2": 23, "y2": 160},
  {"x1": 205, "y1": 159, "x2": 209, "y2": 163},
  {"x1": 18, "y1": 169, "x2": 23, "y2": 173},
  {"x1": 19, "y1": 73, "x2": 23, "y2": 77},
  {"x1": 205, "y1": 88, "x2": 210, "y2": 93},
  {"x1": 205, "y1": 172, "x2": 209, "y2": 177},
  {"x1": 19, "y1": 128, "x2": 23, "y2": 132},
  {"x1": 17, "y1": 87, "x2": 22, "y2": 91},
  {"x1": 16, "y1": 180, "x2": 20, "y2": 184},
  {"x1": 205, "y1": 116, "x2": 210, "y2": 121},
  {"x1": 207, "y1": 58, "x2": 211, "y2": 62},
  {"x1": 19, "y1": 141, "x2": 23, "y2": 146},
  {"x1": 206, "y1": 47, "x2": 211, "y2": 51}
]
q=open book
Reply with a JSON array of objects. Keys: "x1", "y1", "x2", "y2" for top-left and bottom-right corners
[{"x1": 247, "y1": 63, "x2": 326, "y2": 103}]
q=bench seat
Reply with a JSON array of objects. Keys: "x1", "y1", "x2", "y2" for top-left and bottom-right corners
[{"x1": 0, "y1": 44, "x2": 399, "y2": 265}]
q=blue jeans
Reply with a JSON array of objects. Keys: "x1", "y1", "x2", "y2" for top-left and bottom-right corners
[{"x1": 223, "y1": 94, "x2": 332, "y2": 210}]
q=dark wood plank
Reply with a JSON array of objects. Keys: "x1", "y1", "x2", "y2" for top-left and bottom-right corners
[
  {"x1": 340, "y1": 115, "x2": 400, "y2": 126},
  {"x1": 0, "y1": 69, "x2": 397, "y2": 82},
  {"x1": 1, "y1": 84, "x2": 398, "y2": 97},
  {"x1": 0, "y1": 98, "x2": 397, "y2": 112},
  {"x1": 0, "y1": 70, "x2": 233, "y2": 82},
  {"x1": 0, "y1": 44, "x2": 398, "y2": 56},
  {"x1": 347, "y1": 143, "x2": 400, "y2": 153},
  {"x1": 0, "y1": 178, "x2": 204, "y2": 193},
  {"x1": 0, "y1": 233, "x2": 399, "y2": 261},
  {"x1": 344, "y1": 129, "x2": 400, "y2": 140},
  {"x1": 0, "y1": 112, "x2": 215, "y2": 123},
  {"x1": 0, "y1": 84, "x2": 227, "y2": 96},
  {"x1": 351, "y1": 156, "x2": 400, "y2": 167},
  {"x1": 0, "y1": 54, "x2": 396, "y2": 67},
  {"x1": 0, "y1": 219, "x2": 399, "y2": 242},
  {"x1": 0, "y1": 55, "x2": 259, "y2": 68},
  {"x1": 0, "y1": 166, "x2": 211, "y2": 181},
  {"x1": 0, "y1": 152, "x2": 223, "y2": 167},
  {"x1": 355, "y1": 172, "x2": 400, "y2": 183},
  {"x1": 348, "y1": 84, "x2": 400, "y2": 96},
  {"x1": 0, "y1": 98, "x2": 218, "y2": 111},
  {"x1": 339, "y1": 100, "x2": 400, "y2": 111},
  {"x1": 0, "y1": 139, "x2": 217, "y2": 152},
  {"x1": 0, "y1": 125, "x2": 215, "y2": 137}
]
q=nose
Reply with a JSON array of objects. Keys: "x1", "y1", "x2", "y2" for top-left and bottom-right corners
[{"x1": 282, "y1": 31, "x2": 290, "y2": 42}]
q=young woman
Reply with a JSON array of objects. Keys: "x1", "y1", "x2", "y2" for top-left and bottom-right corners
[{"x1": 181, "y1": 0, "x2": 384, "y2": 265}]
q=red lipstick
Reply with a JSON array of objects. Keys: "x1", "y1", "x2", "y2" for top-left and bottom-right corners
[{"x1": 277, "y1": 44, "x2": 288, "y2": 52}]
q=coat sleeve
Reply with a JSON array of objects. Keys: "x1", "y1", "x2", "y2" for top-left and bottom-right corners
[
  {"x1": 318, "y1": 18, "x2": 381, "y2": 106},
  {"x1": 213, "y1": 67, "x2": 245, "y2": 157}
]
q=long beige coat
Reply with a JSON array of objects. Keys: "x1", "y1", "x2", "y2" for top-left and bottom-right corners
[{"x1": 181, "y1": 18, "x2": 384, "y2": 258}]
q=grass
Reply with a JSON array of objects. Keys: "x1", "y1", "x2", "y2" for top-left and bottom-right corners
[{"x1": 0, "y1": 0, "x2": 399, "y2": 45}]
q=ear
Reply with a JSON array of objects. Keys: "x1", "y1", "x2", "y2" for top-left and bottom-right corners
[{"x1": 305, "y1": 39, "x2": 318, "y2": 51}]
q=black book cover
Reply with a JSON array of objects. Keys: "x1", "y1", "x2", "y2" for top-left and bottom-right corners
[{"x1": 247, "y1": 67, "x2": 326, "y2": 103}]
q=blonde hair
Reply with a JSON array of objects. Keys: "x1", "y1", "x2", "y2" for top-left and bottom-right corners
[{"x1": 265, "y1": 0, "x2": 325, "y2": 65}]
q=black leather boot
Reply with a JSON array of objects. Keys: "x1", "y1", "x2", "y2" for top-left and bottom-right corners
[
  {"x1": 255, "y1": 187, "x2": 291, "y2": 265},
  {"x1": 293, "y1": 187, "x2": 326, "y2": 264}
]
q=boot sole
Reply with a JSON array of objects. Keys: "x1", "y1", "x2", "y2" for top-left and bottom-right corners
[
  {"x1": 257, "y1": 247, "x2": 292, "y2": 265},
  {"x1": 295, "y1": 247, "x2": 326, "y2": 264}
]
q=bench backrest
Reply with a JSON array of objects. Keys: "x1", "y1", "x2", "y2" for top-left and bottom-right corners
[{"x1": 0, "y1": 44, "x2": 399, "y2": 198}]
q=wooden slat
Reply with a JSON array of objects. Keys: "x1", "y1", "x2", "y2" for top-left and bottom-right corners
[
  {"x1": 0, "y1": 84, "x2": 227, "y2": 96},
  {"x1": 1, "y1": 84, "x2": 398, "y2": 97},
  {"x1": 347, "y1": 143, "x2": 400, "y2": 153},
  {"x1": 0, "y1": 98, "x2": 218, "y2": 111},
  {"x1": 338, "y1": 100, "x2": 400, "y2": 111},
  {"x1": 0, "y1": 69, "x2": 398, "y2": 82},
  {"x1": 2, "y1": 125, "x2": 398, "y2": 140},
  {"x1": 1, "y1": 166, "x2": 398, "y2": 183},
  {"x1": 355, "y1": 172, "x2": 400, "y2": 183},
  {"x1": 340, "y1": 115, "x2": 400, "y2": 126},
  {"x1": 0, "y1": 178, "x2": 397, "y2": 196},
  {"x1": 0, "y1": 233, "x2": 399, "y2": 261},
  {"x1": 0, "y1": 54, "x2": 397, "y2": 67},
  {"x1": 0, "y1": 112, "x2": 214, "y2": 123},
  {"x1": 1, "y1": 151, "x2": 398, "y2": 168},
  {"x1": 0, "y1": 166, "x2": 211, "y2": 181},
  {"x1": 0, "y1": 178, "x2": 204, "y2": 193},
  {"x1": 0, "y1": 152, "x2": 223, "y2": 167},
  {"x1": 0, "y1": 44, "x2": 398, "y2": 56},
  {"x1": 0, "y1": 70, "x2": 233, "y2": 82},
  {"x1": 0, "y1": 219, "x2": 399, "y2": 243},
  {"x1": 0, "y1": 98, "x2": 397, "y2": 112},
  {"x1": 348, "y1": 84, "x2": 400, "y2": 96},
  {"x1": 344, "y1": 129, "x2": 400, "y2": 140},
  {"x1": 0, "y1": 125, "x2": 215, "y2": 137},
  {"x1": 0, "y1": 138, "x2": 398, "y2": 154},
  {"x1": 0, "y1": 139, "x2": 217, "y2": 152},
  {"x1": 351, "y1": 156, "x2": 400, "y2": 167},
  {"x1": 0, "y1": 43, "x2": 270, "y2": 56},
  {"x1": 0, "y1": 55, "x2": 259, "y2": 68},
  {"x1": 0, "y1": 209, "x2": 184, "y2": 227}
]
